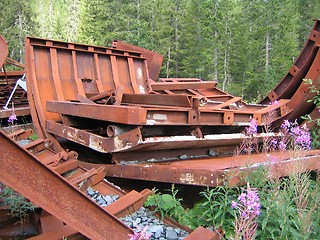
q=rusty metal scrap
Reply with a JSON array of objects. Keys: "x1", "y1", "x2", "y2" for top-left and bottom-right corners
[
  {"x1": 25, "y1": 37, "x2": 295, "y2": 161},
  {"x1": 1, "y1": 20, "x2": 320, "y2": 240},
  {"x1": 0, "y1": 35, "x2": 29, "y2": 119},
  {"x1": 0, "y1": 129, "x2": 220, "y2": 239},
  {"x1": 112, "y1": 40, "x2": 163, "y2": 82},
  {"x1": 0, "y1": 130, "x2": 134, "y2": 239}
]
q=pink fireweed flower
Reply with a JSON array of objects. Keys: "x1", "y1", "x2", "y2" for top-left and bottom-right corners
[
  {"x1": 278, "y1": 140, "x2": 287, "y2": 151},
  {"x1": 232, "y1": 183, "x2": 261, "y2": 239},
  {"x1": 128, "y1": 226, "x2": 151, "y2": 240},
  {"x1": 8, "y1": 114, "x2": 17, "y2": 123},
  {"x1": 246, "y1": 118, "x2": 258, "y2": 135},
  {"x1": 272, "y1": 100, "x2": 280, "y2": 106},
  {"x1": 290, "y1": 125, "x2": 311, "y2": 150},
  {"x1": 234, "y1": 185, "x2": 261, "y2": 218}
]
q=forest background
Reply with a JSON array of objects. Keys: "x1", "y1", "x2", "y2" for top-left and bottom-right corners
[{"x1": 1, "y1": 0, "x2": 320, "y2": 101}]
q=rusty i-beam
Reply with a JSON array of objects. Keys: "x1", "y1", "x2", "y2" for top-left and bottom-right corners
[{"x1": 0, "y1": 130, "x2": 133, "y2": 240}]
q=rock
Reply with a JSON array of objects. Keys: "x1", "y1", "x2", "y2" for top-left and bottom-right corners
[
  {"x1": 166, "y1": 227, "x2": 178, "y2": 240},
  {"x1": 87, "y1": 187, "x2": 95, "y2": 196}
]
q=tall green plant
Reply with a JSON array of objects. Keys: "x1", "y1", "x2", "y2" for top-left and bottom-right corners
[{"x1": 0, "y1": 186, "x2": 35, "y2": 225}]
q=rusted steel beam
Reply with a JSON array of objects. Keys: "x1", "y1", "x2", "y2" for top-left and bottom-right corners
[
  {"x1": 0, "y1": 130, "x2": 133, "y2": 240},
  {"x1": 46, "y1": 99, "x2": 287, "y2": 126},
  {"x1": 87, "y1": 150, "x2": 320, "y2": 187},
  {"x1": 105, "y1": 189, "x2": 152, "y2": 217},
  {"x1": 112, "y1": 40, "x2": 163, "y2": 81},
  {"x1": 184, "y1": 226, "x2": 220, "y2": 240},
  {"x1": 121, "y1": 93, "x2": 193, "y2": 107},
  {"x1": 260, "y1": 19, "x2": 320, "y2": 104},
  {"x1": 150, "y1": 81, "x2": 217, "y2": 91},
  {"x1": 284, "y1": 49, "x2": 320, "y2": 121}
]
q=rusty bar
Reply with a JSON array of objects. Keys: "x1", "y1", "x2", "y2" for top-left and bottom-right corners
[
  {"x1": 46, "y1": 99, "x2": 285, "y2": 126},
  {"x1": 99, "y1": 150, "x2": 320, "y2": 187},
  {"x1": 0, "y1": 130, "x2": 133, "y2": 239},
  {"x1": 46, "y1": 101, "x2": 147, "y2": 124},
  {"x1": 121, "y1": 93, "x2": 192, "y2": 107},
  {"x1": 150, "y1": 81, "x2": 217, "y2": 91},
  {"x1": 46, "y1": 121, "x2": 143, "y2": 153},
  {"x1": 105, "y1": 189, "x2": 152, "y2": 217}
]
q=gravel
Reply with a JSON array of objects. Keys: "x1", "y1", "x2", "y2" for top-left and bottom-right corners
[{"x1": 87, "y1": 187, "x2": 189, "y2": 239}]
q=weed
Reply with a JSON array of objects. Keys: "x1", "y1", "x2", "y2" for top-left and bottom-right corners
[
  {"x1": 144, "y1": 184, "x2": 184, "y2": 220},
  {"x1": 0, "y1": 185, "x2": 35, "y2": 225}
]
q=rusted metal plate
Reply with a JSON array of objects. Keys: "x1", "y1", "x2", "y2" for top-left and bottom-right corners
[
  {"x1": 260, "y1": 19, "x2": 320, "y2": 104},
  {"x1": 112, "y1": 40, "x2": 163, "y2": 81},
  {"x1": 0, "y1": 130, "x2": 133, "y2": 240},
  {"x1": 25, "y1": 37, "x2": 151, "y2": 138},
  {"x1": 96, "y1": 150, "x2": 320, "y2": 187},
  {"x1": 0, "y1": 35, "x2": 9, "y2": 68},
  {"x1": 184, "y1": 226, "x2": 220, "y2": 240}
]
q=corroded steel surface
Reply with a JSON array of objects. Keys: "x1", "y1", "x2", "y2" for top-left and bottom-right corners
[
  {"x1": 0, "y1": 130, "x2": 133, "y2": 240},
  {"x1": 87, "y1": 150, "x2": 320, "y2": 187},
  {"x1": 25, "y1": 37, "x2": 294, "y2": 158},
  {"x1": 2, "y1": 20, "x2": 320, "y2": 240},
  {"x1": 112, "y1": 40, "x2": 163, "y2": 81}
]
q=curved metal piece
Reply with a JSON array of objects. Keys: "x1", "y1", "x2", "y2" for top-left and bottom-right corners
[{"x1": 260, "y1": 19, "x2": 320, "y2": 104}]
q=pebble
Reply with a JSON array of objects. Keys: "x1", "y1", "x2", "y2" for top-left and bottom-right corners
[{"x1": 86, "y1": 187, "x2": 189, "y2": 239}]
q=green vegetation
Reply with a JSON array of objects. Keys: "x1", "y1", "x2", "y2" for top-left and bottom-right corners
[
  {"x1": 144, "y1": 117, "x2": 320, "y2": 239},
  {"x1": 0, "y1": 186, "x2": 35, "y2": 225},
  {"x1": 144, "y1": 166, "x2": 320, "y2": 239},
  {"x1": 1, "y1": 0, "x2": 320, "y2": 100}
]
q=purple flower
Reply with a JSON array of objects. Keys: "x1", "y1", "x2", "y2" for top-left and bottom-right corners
[
  {"x1": 272, "y1": 100, "x2": 280, "y2": 106},
  {"x1": 246, "y1": 118, "x2": 258, "y2": 135},
  {"x1": 281, "y1": 120, "x2": 291, "y2": 132},
  {"x1": 278, "y1": 141, "x2": 287, "y2": 151},
  {"x1": 270, "y1": 139, "x2": 278, "y2": 150},
  {"x1": 234, "y1": 186, "x2": 261, "y2": 217},
  {"x1": 8, "y1": 114, "x2": 17, "y2": 123},
  {"x1": 289, "y1": 125, "x2": 311, "y2": 150},
  {"x1": 232, "y1": 183, "x2": 261, "y2": 239}
]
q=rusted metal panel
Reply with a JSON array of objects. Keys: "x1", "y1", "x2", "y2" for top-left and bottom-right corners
[
  {"x1": 112, "y1": 40, "x2": 163, "y2": 81},
  {"x1": 46, "y1": 99, "x2": 287, "y2": 126},
  {"x1": 25, "y1": 37, "x2": 151, "y2": 138},
  {"x1": 0, "y1": 130, "x2": 133, "y2": 240}
]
